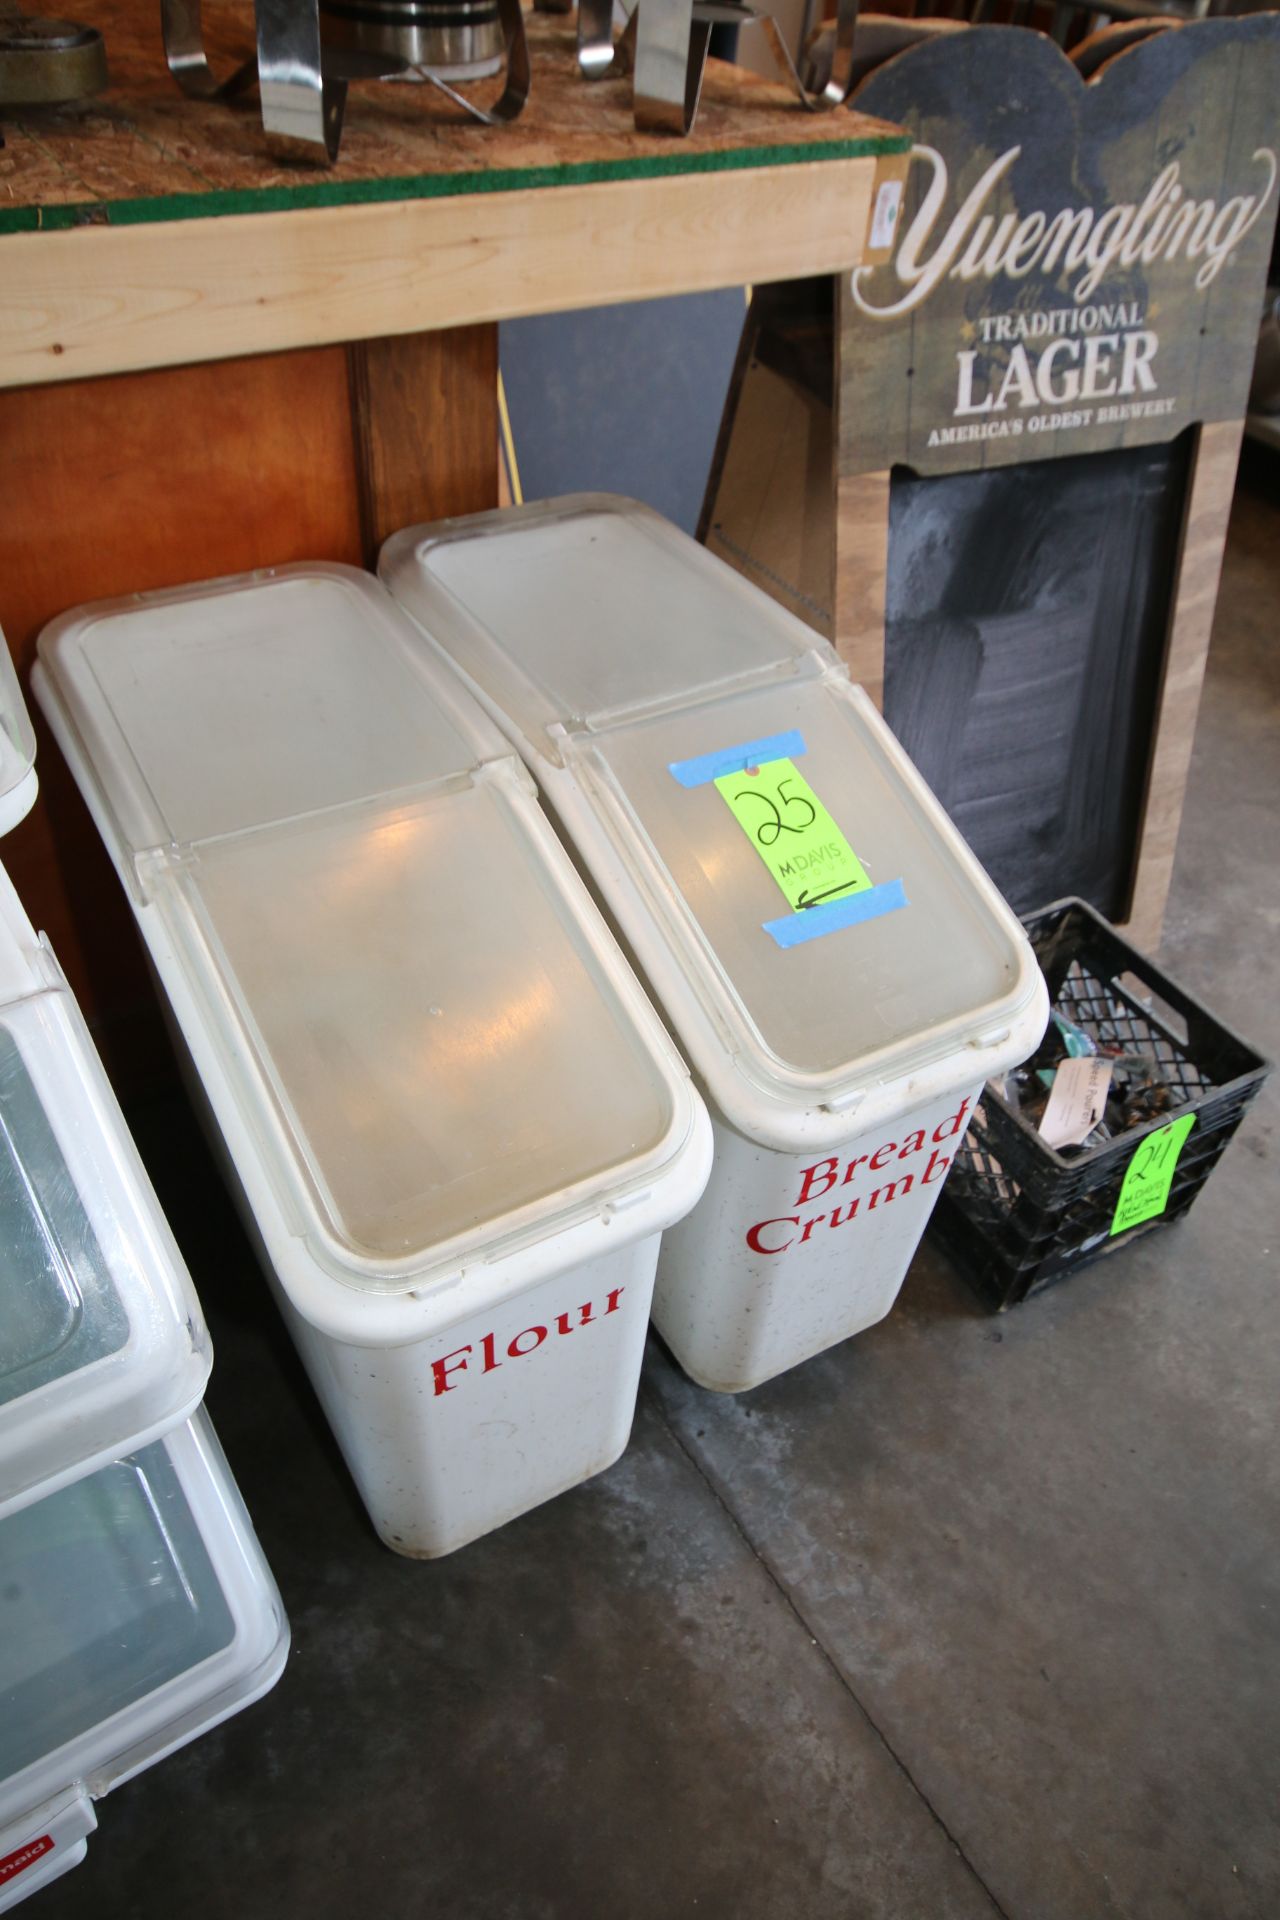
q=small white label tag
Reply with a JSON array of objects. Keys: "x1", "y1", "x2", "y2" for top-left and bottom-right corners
[
  {"x1": 869, "y1": 180, "x2": 903, "y2": 252},
  {"x1": 1039, "y1": 1056, "x2": 1113, "y2": 1150}
]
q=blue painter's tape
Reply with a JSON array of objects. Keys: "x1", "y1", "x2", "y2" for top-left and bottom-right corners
[
  {"x1": 764, "y1": 878, "x2": 908, "y2": 950},
  {"x1": 668, "y1": 729, "x2": 807, "y2": 789}
]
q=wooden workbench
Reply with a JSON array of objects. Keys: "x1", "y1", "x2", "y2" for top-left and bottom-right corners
[
  {"x1": 0, "y1": 4, "x2": 906, "y2": 1093},
  {"x1": 0, "y1": 7, "x2": 905, "y2": 387}
]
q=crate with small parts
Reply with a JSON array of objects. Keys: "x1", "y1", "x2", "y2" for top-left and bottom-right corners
[{"x1": 930, "y1": 898, "x2": 1271, "y2": 1311}]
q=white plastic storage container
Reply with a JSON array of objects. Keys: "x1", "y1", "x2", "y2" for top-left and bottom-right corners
[
  {"x1": 34, "y1": 565, "x2": 711, "y2": 1557},
  {"x1": 0, "y1": 646, "x2": 285, "y2": 1912},
  {"x1": 0, "y1": 623, "x2": 38, "y2": 836},
  {"x1": 0, "y1": 861, "x2": 210, "y2": 1521},
  {"x1": 0, "y1": 1409, "x2": 288, "y2": 1912},
  {"x1": 381, "y1": 496, "x2": 1050, "y2": 1392}
]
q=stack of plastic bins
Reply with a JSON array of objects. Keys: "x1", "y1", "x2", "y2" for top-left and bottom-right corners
[
  {"x1": 381, "y1": 496, "x2": 1050, "y2": 1393},
  {"x1": 34, "y1": 565, "x2": 711, "y2": 1560},
  {"x1": 0, "y1": 858, "x2": 288, "y2": 1912}
]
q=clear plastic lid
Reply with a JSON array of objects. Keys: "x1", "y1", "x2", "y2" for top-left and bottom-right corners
[
  {"x1": 37, "y1": 567, "x2": 692, "y2": 1292},
  {"x1": 391, "y1": 498, "x2": 811, "y2": 754},
  {"x1": 0, "y1": 622, "x2": 38, "y2": 837},
  {"x1": 0, "y1": 867, "x2": 209, "y2": 1521},
  {"x1": 577, "y1": 676, "x2": 1023, "y2": 1080},
  {"x1": 381, "y1": 497, "x2": 1042, "y2": 1110},
  {"x1": 0, "y1": 1409, "x2": 286, "y2": 1823},
  {"x1": 44, "y1": 569, "x2": 489, "y2": 856}
]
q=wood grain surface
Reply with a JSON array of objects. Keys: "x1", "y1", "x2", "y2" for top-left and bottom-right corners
[
  {"x1": 832, "y1": 469, "x2": 890, "y2": 699},
  {"x1": 1124, "y1": 419, "x2": 1244, "y2": 948},
  {"x1": 349, "y1": 326, "x2": 500, "y2": 565},
  {"x1": 0, "y1": 149, "x2": 895, "y2": 389},
  {"x1": 0, "y1": 7, "x2": 904, "y2": 387},
  {"x1": 0, "y1": 6, "x2": 903, "y2": 221}
]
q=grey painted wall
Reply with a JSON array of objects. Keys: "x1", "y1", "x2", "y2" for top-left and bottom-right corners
[{"x1": 499, "y1": 290, "x2": 747, "y2": 535}]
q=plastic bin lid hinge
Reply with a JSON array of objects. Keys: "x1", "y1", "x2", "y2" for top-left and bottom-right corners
[
  {"x1": 472, "y1": 751, "x2": 539, "y2": 800},
  {"x1": 544, "y1": 719, "x2": 585, "y2": 769},
  {"x1": 819, "y1": 1086, "x2": 867, "y2": 1117},
  {"x1": 602, "y1": 1184, "x2": 654, "y2": 1219},
  {"x1": 130, "y1": 841, "x2": 195, "y2": 907},
  {"x1": 969, "y1": 1024, "x2": 1014, "y2": 1050}
]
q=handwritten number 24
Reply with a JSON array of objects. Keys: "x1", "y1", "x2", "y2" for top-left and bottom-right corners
[{"x1": 1131, "y1": 1131, "x2": 1175, "y2": 1184}]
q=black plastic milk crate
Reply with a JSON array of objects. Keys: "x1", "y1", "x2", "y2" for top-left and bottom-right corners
[{"x1": 931, "y1": 897, "x2": 1270, "y2": 1310}]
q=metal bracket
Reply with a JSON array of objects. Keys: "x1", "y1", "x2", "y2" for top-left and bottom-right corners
[
  {"x1": 413, "y1": 0, "x2": 530, "y2": 129},
  {"x1": 161, "y1": 0, "x2": 256, "y2": 101},
  {"x1": 254, "y1": 0, "x2": 347, "y2": 161},
  {"x1": 571, "y1": 0, "x2": 860, "y2": 136},
  {"x1": 161, "y1": 0, "x2": 529, "y2": 165}
]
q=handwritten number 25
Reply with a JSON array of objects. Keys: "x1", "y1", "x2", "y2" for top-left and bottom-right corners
[{"x1": 733, "y1": 778, "x2": 816, "y2": 846}]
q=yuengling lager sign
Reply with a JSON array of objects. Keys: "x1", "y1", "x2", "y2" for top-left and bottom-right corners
[{"x1": 841, "y1": 19, "x2": 1280, "y2": 475}]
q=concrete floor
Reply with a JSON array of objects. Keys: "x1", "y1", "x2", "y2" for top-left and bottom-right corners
[{"x1": 36, "y1": 454, "x2": 1278, "y2": 1920}]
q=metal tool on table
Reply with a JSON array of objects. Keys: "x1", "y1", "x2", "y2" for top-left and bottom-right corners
[
  {"x1": 539, "y1": 0, "x2": 860, "y2": 135},
  {"x1": 0, "y1": 9, "x2": 106, "y2": 107},
  {"x1": 160, "y1": 0, "x2": 529, "y2": 164}
]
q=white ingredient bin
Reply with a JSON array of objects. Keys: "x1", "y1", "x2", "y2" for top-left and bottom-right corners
[
  {"x1": 380, "y1": 496, "x2": 1049, "y2": 1392},
  {"x1": 0, "y1": 624, "x2": 37, "y2": 838},
  {"x1": 33, "y1": 565, "x2": 711, "y2": 1557},
  {"x1": 0, "y1": 861, "x2": 210, "y2": 1522},
  {"x1": 0, "y1": 1408, "x2": 288, "y2": 1911}
]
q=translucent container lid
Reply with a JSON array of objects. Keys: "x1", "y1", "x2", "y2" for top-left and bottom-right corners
[
  {"x1": 0, "y1": 866, "x2": 209, "y2": 1522},
  {"x1": 37, "y1": 567, "x2": 695, "y2": 1295},
  {"x1": 381, "y1": 498, "x2": 1044, "y2": 1113},
  {"x1": 0, "y1": 1408, "x2": 287, "y2": 1828},
  {"x1": 384, "y1": 496, "x2": 820, "y2": 762},
  {"x1": 0, "y1": 622, "x2": 38, "y2": 837}
]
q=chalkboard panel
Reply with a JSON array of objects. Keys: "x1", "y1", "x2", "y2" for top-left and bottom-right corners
[{"x1": 883, "y1": 434, "x2": 1193, "y2": 921}]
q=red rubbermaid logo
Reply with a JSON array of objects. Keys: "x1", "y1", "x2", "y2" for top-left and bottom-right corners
[{"x1": 0, "y1": 1835, "x2": 54, "y2": 1884}]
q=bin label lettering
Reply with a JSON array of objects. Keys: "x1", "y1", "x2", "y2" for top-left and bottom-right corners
[
  {"x1": 0, "y1": 1838, "x2": 54, "y2": 1886},
  {"x1": 430, "y1": 1288, "x2": 626, "y2": 1398},
  {"x1": 745, "y1": 1098, "x2": 972, "y2": 1255}
]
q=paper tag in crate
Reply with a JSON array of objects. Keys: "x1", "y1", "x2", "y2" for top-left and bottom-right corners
[{"x1": 1038, "y1": 1056, "x2": 1113, "y2": 1150}]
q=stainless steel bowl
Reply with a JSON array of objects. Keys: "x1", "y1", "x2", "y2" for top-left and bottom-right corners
[{"x1": 318, "y1": 0, "x2": 505, "y2": 81}]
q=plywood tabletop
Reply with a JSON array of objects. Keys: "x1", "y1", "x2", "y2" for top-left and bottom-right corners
[
  {"x1": 0, "y1": 4, "x2": 904, "y2": 231},
  {"x1": 0, "y1": 6, "x2": 905, "y2": 388}
]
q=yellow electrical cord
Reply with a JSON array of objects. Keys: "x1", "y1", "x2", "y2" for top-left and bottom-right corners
[{"x1": 497, "y1": 367, "x2": 523, "y2": 506}]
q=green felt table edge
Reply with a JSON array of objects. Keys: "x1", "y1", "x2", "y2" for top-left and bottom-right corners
[{"x1": 0, "y1": 126, "x2": 908, "y2": 236}]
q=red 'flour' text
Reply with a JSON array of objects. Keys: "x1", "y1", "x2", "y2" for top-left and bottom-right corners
[
  {"x1": 431, "y1": 1288, "x2": 626, "y2": 1397},
  {"x1": 745, "y1": 1098, "x2": 971, "y2": 1255}
]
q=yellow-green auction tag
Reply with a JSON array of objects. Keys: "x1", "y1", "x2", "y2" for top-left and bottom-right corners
[
  {"x1": 713, "y1": 757, "x2": 872, "y2": 912},
  {"x1": 1110, "y1": 1112, "x2": 1196, "y2": 1236}
]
